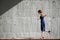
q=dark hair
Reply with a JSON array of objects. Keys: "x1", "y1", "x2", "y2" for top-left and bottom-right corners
[{"x1": 38, "y1": 10, "x2": 42, "y2": 13}]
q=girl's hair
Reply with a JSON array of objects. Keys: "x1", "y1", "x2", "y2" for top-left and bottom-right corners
[{"x1": 38, "y1": 10, "x2": 42, "y2": 13}]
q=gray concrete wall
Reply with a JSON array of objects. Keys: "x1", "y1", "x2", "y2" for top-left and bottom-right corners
[{"x1": 0, "y1": 0, "x2": 60, "y2": 39}]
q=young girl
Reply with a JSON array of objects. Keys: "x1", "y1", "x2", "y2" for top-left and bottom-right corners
[{"x1": 37, "y1": 10, "x2": 50, "y2": 39}]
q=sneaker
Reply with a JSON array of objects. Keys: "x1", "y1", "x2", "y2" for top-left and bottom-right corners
[
  {"x1": 48, "y1": 30, "x2": 51, "y2": 34},
  {"x1": 40, "y1": 37, "x2": 44, "y2": 39}
]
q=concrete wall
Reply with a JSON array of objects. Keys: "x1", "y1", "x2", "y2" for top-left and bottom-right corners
[
  {"x1": 0, "y1": 0, "x2": 22, "y2": 15},
  {"x1": 0, "y1": 0, "x2": 60, "y2": 39}
]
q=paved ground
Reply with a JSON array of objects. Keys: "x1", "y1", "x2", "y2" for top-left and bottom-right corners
[{"x1": 0, "y1": 39, "x2": 60, "y2": 40}]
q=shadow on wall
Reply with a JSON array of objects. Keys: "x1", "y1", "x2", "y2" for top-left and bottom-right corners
[{"x1": 0, "y1": 0, "x2": 23, "y2": 16}]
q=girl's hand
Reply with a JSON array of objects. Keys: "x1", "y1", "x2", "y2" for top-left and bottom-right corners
[
  {"x1": 43, "y1": 14, "x2": 47, "y2": 17},
  {"x1": 45, "y1": 14, "x2": 47, "y2": 16},
  {"x1": 37, "y1": 18, "x2": 40, "y2": 20}
]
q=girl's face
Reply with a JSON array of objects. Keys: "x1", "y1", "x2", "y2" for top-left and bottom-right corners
[
  {"x1": 38, "y1": 12, "x2": 40, "y2": 14},
  {"x1": 38, "y1": 12, "x2": 41, "y2": 14}
]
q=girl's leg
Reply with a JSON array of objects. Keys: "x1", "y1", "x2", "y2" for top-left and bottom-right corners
[
  {"x1": 41, "y1": 31, "x2": 44, "y2": 39},
  {"x1": 45, "y1": 30, "x2": 51, "y2": 34},
  {"x1": 43, "y1": 22, "x2": 51, "y2": 34}
]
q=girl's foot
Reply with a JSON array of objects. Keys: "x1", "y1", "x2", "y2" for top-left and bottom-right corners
[
  {"x1": 48, "y1": 30, "x2": 51, "y2": 34},
  {"x1": 40, "y1": 37, "x2": 44, "y2": 39},
  {"x1": 42, "y1": 37, "x2": 44, "y2": 39}
]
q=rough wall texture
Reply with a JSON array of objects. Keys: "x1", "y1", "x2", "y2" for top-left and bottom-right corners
[{"x1": 0, "y1": 0, "x2": 60, "y2": 39}]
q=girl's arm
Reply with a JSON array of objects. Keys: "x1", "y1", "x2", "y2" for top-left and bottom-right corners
[
  {"x1": 37, "y1": 14, "x2": 40, "y2": 20},
  {"x1": 44, "y1": 14, "x2": 47, "y2": 17},
  {"x1": 42, "y1": 13, "x2": 47, "y2": 17},
  {"x1": 37, "y1": 18, "x2": 40, "y2": 20}
]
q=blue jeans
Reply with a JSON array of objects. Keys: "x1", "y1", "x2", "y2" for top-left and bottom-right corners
[{"x1": 41, "y1": 20, "x2": 45, "y2": 32}]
